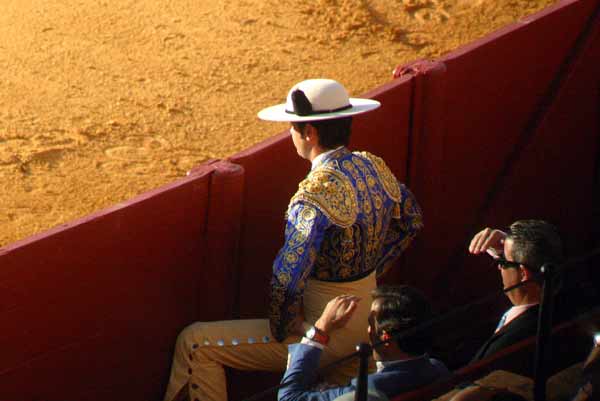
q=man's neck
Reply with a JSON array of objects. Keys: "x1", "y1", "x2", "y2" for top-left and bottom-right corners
[
  {"x1": 512, "y1": 286, "x2": 541, "y2": 306},
  {"x1": 308, "y1": 145, "x2": 331, "y2": 162},
  {"x1": 374, "y1": 348, "x2": 415, "y2": 363},
  {"x1": 310, "y1": 146, "x2": 343, "y2": 170}
]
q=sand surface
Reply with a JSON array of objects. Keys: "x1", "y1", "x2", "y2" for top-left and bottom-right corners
[{"x1": 0, "y1": 0, "x2": 555, "y2": 247}]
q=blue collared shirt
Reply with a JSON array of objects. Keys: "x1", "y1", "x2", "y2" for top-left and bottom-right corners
[{"x1": 278, "y1": 343, "x2": 449, "y2": 401}]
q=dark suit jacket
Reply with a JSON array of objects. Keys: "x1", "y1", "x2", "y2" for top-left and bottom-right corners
[
  {"x1": 278, "y1": 343, "x2": 449, "y2": 401},
  {"x1": 471, "y1": 304, "x2": 540, "y2": 362}
]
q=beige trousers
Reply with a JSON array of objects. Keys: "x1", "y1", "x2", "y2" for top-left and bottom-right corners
[{"x1": 163, "y1": 271, "x2": 376, "y2": 401}]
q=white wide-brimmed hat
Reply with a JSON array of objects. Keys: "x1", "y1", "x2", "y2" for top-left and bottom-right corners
[{"x1": 258, "y1": 78, "x2": 381, "y2": 122}]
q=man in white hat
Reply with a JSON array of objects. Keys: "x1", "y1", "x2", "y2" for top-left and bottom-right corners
[{"x1": 163, "y1": 79, "x2": 423, "y2": 401}]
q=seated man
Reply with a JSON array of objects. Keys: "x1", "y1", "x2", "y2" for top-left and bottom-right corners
[
  {"x1": 278, "y1": 286, "x2": 449, "y2": 401},
  {"x1": 468, "y1": 219, "x2": 563, "y2": 361}
]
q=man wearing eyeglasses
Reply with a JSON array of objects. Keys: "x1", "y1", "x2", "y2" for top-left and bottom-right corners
[{"x1": 468, "y1": 219, "x2": 563, "y2": 361}]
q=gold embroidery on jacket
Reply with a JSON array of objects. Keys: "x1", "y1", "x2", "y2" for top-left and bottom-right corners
[
  {"x1": 288, "y1": 168, "x2": 358, "y2": 228},
  {"x1": 354, "y1": 151, "x2": 402, "y2": 203}
]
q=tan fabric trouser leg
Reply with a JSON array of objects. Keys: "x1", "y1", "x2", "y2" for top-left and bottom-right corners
[{"x1": 163, "y1": 271, "x2": 376, "y2": 401}]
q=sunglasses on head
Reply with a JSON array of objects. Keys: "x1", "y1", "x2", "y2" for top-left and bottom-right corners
[{"x1": 493, "y1": 256, "x2": 523, "y2": 270}]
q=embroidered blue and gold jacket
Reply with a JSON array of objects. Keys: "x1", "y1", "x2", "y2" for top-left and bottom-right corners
[{"x1": 270, "y1": 148, "x2": 423, "y2": 341}]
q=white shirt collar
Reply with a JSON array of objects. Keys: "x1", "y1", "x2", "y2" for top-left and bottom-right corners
[
  {"x1": 505, "y1": 303, "x2": 538, "y2": 324},
  {"x1": 311, "y1": 146, "x2": 344, "y2": 171}
]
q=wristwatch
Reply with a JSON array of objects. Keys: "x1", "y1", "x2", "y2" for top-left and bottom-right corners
[{"x1": 305, "y1": 325, "x2": 330, "y2": 345}]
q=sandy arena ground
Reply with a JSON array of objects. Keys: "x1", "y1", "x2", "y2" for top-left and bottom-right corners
[{"x1": 0, "y1": 0, "x2": 555, "y2": 247}]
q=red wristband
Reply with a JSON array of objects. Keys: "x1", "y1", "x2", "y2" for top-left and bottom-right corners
[{"x1": 305, "y1": 325, "x2": 330, "y2": 345}]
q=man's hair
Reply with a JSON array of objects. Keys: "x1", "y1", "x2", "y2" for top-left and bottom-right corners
[
  {"x1": 506, "y1": 219, "x2": 564, "y2": 272},
  {"x1": 292, "y1": 117, "x2": 352, "y2": 149},
  {"x1": 371, "y1": 285, "x2": 433, "y2": 355}
]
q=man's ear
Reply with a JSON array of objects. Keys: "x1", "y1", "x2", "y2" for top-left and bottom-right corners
[
  {"x1": 520, "y1": 266, "x2": 533, "y2": 282},
  {"x1": 304, "y1": 124, "x2": 319, "y2": 143}
]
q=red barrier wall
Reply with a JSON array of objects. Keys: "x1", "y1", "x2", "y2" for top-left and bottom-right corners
[
  {"x1": 401, "y1": 0, "x2": 600, "y2": 308},
  {"x1": 351, "y1": 75, "x2": 414, "y2": 184},
  {"x1": 0, "y1": 0, "x2": 598, "y2": 399},
  {"x1": 200, "y1": 160, "x2": 246, "y2": 320},
  {"x1": 0, "y1": 166, "x2": 217, "y2": 401}
]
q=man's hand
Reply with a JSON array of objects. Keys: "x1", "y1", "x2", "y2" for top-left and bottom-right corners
[
  {"x1": 469, "y1": 227, "x2": 507, "y2": 256},
  {"x1": 314, "y1": 295, "x2": 360, "y2": 335}
]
